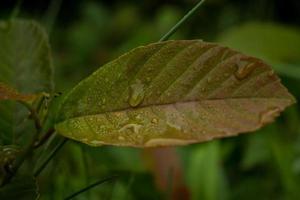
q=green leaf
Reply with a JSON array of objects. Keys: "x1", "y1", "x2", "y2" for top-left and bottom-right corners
[
  {"x1": 0, "y1": 19, "x2": 53, "y2": 144},
  {"x1": 187, "y1": 141, "x2": 228, "y2": 200},
  {"x1": 55, "y1": 40, "x2": 295, "y2": 147},
  {"x1": 217, "y1": 22, "x2": 300, "y2": 79},
  {"x1": 0, "y1": 175, "x2": 39, "y2": 200}
]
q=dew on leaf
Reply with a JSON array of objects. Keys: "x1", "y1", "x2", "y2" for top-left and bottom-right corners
[
  {"x1": 235, "y1": 61, "x2": 257, "y2": 80},
  {"x1": 118, "y1": 136, "x2": 125, "y2": 141},
  {"x1": 151, "y1": 118, "x2": 158, "y2": 124},
  {"x1": 259, "y1": 107, "x2": 281, "y2": 125},
  {"x1": 129, "y1": 79, "x2": 145, "y2": 107},
  {"x1": 118, "y1": 123, "x2": 142, "y2": 134}
]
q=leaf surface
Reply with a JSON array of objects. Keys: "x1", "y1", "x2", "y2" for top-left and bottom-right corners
[
  {"x1": 0, "y1": 20, "x2": 53, "y2": 144},
  {"x1": 0, "y1": 82, "x2": 37, "y2": 103},
  {"x1": 55, "y1": 40, "x2": 295, "y2": 147},
  {"x1": 0, "y1": 175, "x2": 39, "y2": 200}
]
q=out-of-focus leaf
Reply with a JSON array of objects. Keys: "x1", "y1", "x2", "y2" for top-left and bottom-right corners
[
  {"x1": 55, "y1": 40, "x2": 295, "y2": 147},
  {"x1": 267, "y1": 125, "x2": 300, "y2": 199},
  {"x1": 218, "y1": 22, "x2": 300, "y2": 79},
  {"x1": 0, "y1": 82, "x2": 38, "y2": 103},
  {"x1": 0, "y1": 175, "x2": 39, "y2": 200},
  {"x1": 0, "y1": 19, "x2": 53, "y2": 145},
  {"x1": 241, "y1": 131, "x2": 271, "y2": 170},
  {"x1": 187, "y1": 141, "x2": 228, "y2": 200}
]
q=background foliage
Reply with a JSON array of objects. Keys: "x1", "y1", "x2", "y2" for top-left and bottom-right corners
[{"x1": 0, "y1": 0, "x2": 300, "y2": 199}]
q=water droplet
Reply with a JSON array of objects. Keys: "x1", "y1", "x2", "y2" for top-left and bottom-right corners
[
  {"x1": 207, "y1": 77, "x2": 212, "y2": 83},
  {"x1": 144, "y1": 138, "x2": 194, "y2": 147},
  {"x1": 118, "y1": 123, "x2": 142, "y2": 134},
  {"x1": 259, "y1": 107, "x2": 281, "y2": 125},
  {"x1": 90, "y1": 140, "x2": 103, "y2": 146},
  {"x1": 151, "y1": 118, "x2": 158, "y2": 124},
  {"x1": 268, "y1": 70, "x2": 274, "y2": 77},
  {"x1": 118, "y1": 136, "x2": 125, "y2": 141},
  {"x1": 147, "y1": 67, "x2": 153, "y2": 72},
  {"x1": 235, "y1": 61, "x2": 256, "y2": 80},
  {"x1": 129, "y1": 79, "x2": 145, "y2": 107}
]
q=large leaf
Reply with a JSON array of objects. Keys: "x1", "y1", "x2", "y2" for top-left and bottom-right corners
[
  {"x1": 0, "y1": 20, "x2": 53, "y2": 144},
  {"x1": 55, "y1": 40, "x2": 295, "y2": 147}
]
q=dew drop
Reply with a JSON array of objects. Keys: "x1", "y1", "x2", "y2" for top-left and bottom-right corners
[
  {"x1": 129, "y1": 79, "x2": 145, "y2": 107},
  {"x1": 259, "y1": 107, "x2": 281, "y2": 125},
  {"x1": 151, "y1": 118, "x2": 158, "y2": 124},
  {"x1": 118, "y1": 136, "x2": 125, "y2": 141},
  {"x1": 207, "y1": 77, "x2": 212, "y2": 83},
  {"x1": 90, "y1": 140, "x2": 103, "y2": 145},
  {"x1": 234, "y1": 61, "x2": 256, "y2": 80},
  {"x1": 268, "y1": 70, "x2": 274, "y2": 77},
  {"x1": 118, "y1": 123, "x2": 142, "y2": 134}
]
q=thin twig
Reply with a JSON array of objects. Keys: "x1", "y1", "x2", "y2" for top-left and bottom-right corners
[
  {"x1": 34, "y1": 128, "x2": 55, "y2": 148},
  {"x1": 159, "y1": 0, "x2": 206, "y2": 42},
  {"x1": 34, "y1": 138, "x2": 68, "y2": 177},
  {"x1": 64, "y1": 175, "x2": 118, "y2": 200}
]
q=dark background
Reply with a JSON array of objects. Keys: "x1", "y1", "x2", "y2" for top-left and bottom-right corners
[{"x1": 1, "y1": 0, "x2": 300, "y2": 199}]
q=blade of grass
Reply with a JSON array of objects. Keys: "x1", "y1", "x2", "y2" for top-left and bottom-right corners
[
  {"x1": 10, "y1": 0, "x2": 23, "y2": 19},
  {"x1": 34, "y1": 137, "x2": 68, "y2": 177},
  {"x1": 43, "y1": 0, "x2": 63, "y2": 34},
  {"x1": 64, "y1": 175, "x2": 118, "y2": 200},
  {"x1": 159, "y1": 0, "x2": 206, "y2": 42}
]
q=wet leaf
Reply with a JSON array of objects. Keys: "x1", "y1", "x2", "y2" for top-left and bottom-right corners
[
  {"x1": 0, "y1": 175, "x2": 39, "y2": 200},
  {"x1": 55, "y1": 40, "x2": 295, "y2": 147},
  {"x1": 0, "y1": 20, "x2": 53, "y2": 144}
]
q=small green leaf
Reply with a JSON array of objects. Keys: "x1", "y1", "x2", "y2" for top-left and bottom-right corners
[
  {"x1": 55, "y1": 40, "x2": 295, "y2": 147},
  {"x1": 0, "y1": 19, "x2": 53, "y2": 145},
  {"x1": 0, "y1": 175, "x2": 39, "y2": 200}
]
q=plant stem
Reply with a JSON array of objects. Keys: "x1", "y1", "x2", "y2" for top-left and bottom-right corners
[
  {"x1": 34, "y1": 128, "x2": 55, "y2": 148},
  {"x1": 159, "y1": 0, "x2": 206, "y2": 42},
  {"x1": 34, "y1": 138, "x2": 68, "y2": 177},
  {"x1": 64, "y1": 175, "x2": 118, "y2": 200}
]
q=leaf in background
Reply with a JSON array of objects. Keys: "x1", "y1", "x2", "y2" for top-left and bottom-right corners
[
  {"x1": 0, "y1": 19, "x2": 53, "y2": 145},
  {"x1": 0, "y1": 82, "x2": 38, "y2": 103},
  {"x1": 187, "y1": 141, "x2": 228, "y2": 200},
  {"x1": 55, "y1": 40, "x2": 295, "y2": 147},
  {"x1": 0, "y1": 175, "x2": 39, "y2": 200},
  {"x1": 217, "y1": 22, "x2": 300, "y2": 79}
]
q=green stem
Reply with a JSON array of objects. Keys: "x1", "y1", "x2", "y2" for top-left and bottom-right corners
[
  {"x1": 34, "y1": 138, "x2": 67, "y2": 177},
  {"x1": 159, "y1": 0, "x2": 206, "y2": 42},
  {"x1": 64, "y1": 175, "x2": 118, "y2": 200}
]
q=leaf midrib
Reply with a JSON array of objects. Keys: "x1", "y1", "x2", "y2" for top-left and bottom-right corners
[{"x1": 57, "y1": 96, "x2": 293, "y2": 123}]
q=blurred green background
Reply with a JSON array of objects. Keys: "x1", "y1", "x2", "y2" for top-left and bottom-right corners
[{"x1": 1, "y1": 0, "x2": 300, "y2": 199}]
